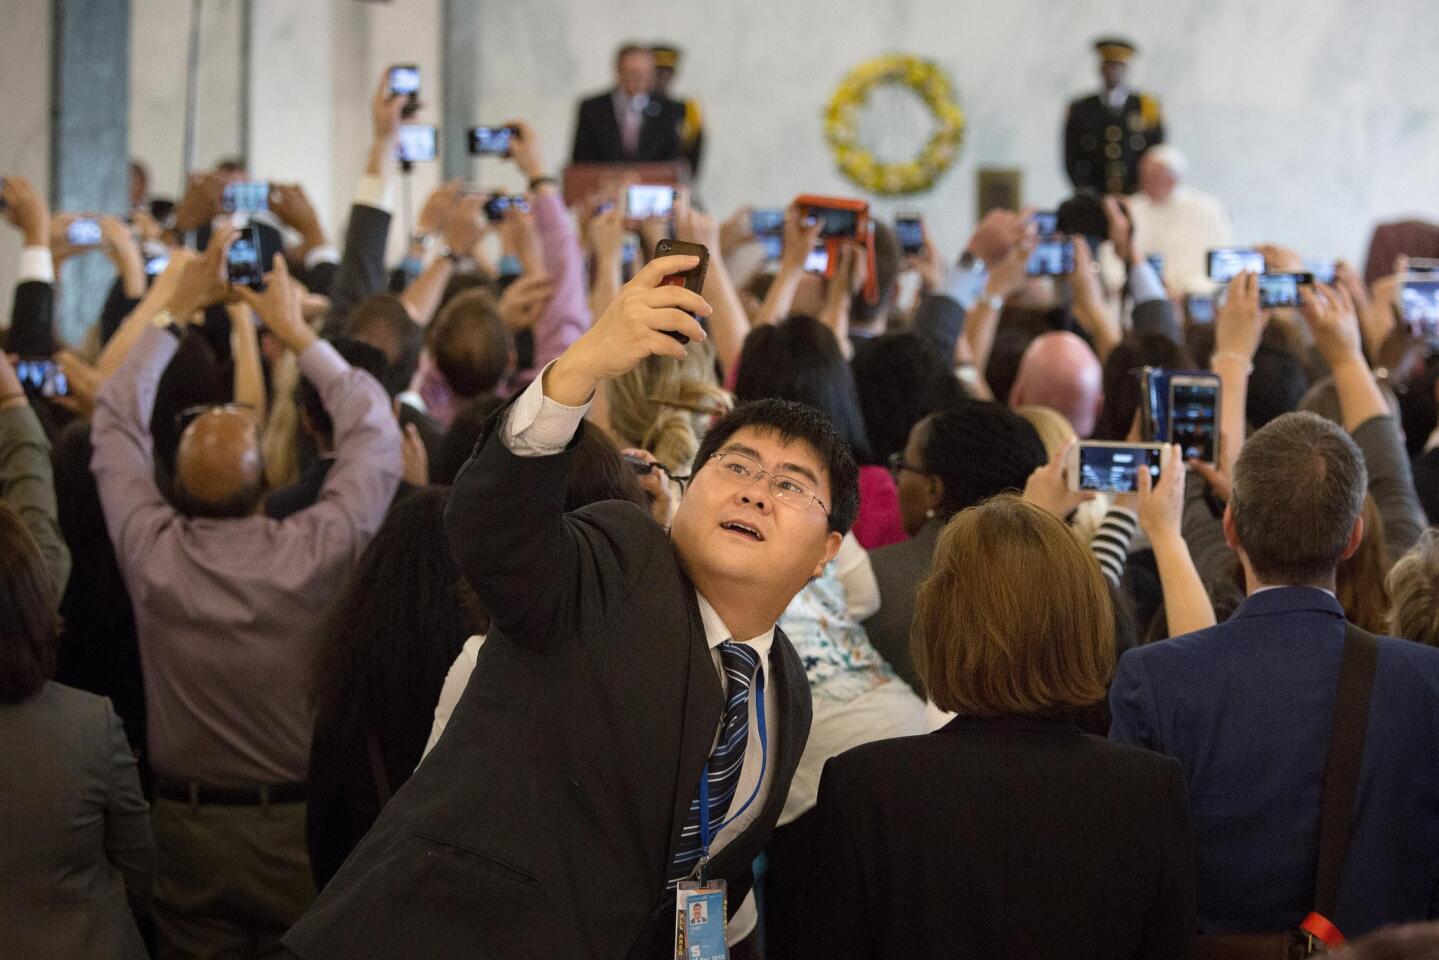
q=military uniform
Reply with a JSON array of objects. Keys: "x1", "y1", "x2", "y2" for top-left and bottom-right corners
[
  {"x1": 652, "y1": 44, "x2": 705, "y2": 175},
  {"x1": 1063, "y1": 38, "x2": 1164, "y2": 194}
]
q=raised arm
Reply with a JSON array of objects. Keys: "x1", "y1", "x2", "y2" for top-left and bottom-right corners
[
  {"x1": 237, "y1": 255, "x2": 401, "y2": 556},
  {"x1": 0, "y1": 356, "x2": 70, "y2": 602},
  {"x1": 1, "y1": 176, "x2": 56, "y2": 356},
  {"x1": 676, "y1": 199, "x2": 750, "y2": 377},
  {"x1": 92, "y1": 231, "x2": 235, "y2": 565},
  {"x1": 445, "y1": 256, "x2": 711, "y2": 650},
  {"x1": 1209, "y1": 271, "x2": 1262, "y2": 480},
  {"x1": 1137, "y1": 445, "x2": 1216, "y2": 637},
  {"x1": 753, "y1": 205, "x2": 822, "y2": 328}
]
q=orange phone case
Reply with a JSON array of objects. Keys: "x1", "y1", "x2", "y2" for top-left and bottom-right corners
[{"x1": 793, "y1": 195, "x2": 879, "y2": 304}]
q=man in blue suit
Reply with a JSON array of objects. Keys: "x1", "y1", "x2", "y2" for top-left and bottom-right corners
[{"x1": 1111, "y1": 408, "x2": 1439, "y2": 938}]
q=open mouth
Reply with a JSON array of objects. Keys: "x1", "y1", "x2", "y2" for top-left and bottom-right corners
[{"x1": 720, "y1": 520, "x2": 765, "y2": 542}]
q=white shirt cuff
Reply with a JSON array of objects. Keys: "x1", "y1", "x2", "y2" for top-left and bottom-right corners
[
  {"x1": 501, "y1": 361, "x2": 593, "y2": 456},
  {"x1": 304, "y1": 244, "x2": 340, "y2": 270},
  {"x1": 18, "y1": 247, "x2": 55, "y2": 285},
  {"x1": 355, "y1": 173, "x2": 396, "y2": 213}
]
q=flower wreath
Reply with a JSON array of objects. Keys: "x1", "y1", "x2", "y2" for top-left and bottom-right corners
[{"x1": 823, "y1": 54, "x2": 966, "y2": 196}]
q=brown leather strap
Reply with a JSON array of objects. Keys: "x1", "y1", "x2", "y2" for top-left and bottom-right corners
[
  {"x1": 1313, "y1": 623, "x2": 1379, "y2": 918},
  {"x1": 365, "y1": 727, "x2": 393, "y2": 807}
]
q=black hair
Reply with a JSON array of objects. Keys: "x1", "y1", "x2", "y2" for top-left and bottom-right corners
[
  {"x1": 694, "y1": 398, "x2": 860, "y2": 535},
  {"x1": 297, "y1": 338, "x2": 388, "y2": 442},
  {"x1": 566, "y1": 427, "x2": 649, "y2": 514},
  {"x1": 851, "y1": 222, "x2": 901, "y2": 330},
  {"x1": 920, "y1": 403, "x2": 1048, "y2": 518},
  {"x1": 733, "y1": 315, "x2": 874, "y2": 463},
  {"x1": 433, "y1": 394, "x2": 508, "y2": 486},
  {"x1": 1094, "y1": 334, "x2": 1194, "y2": 441},
  {"x1": 851, "y1": 331, "x2": 967, "y2": 464},
  {"x1": 1248, "y1": 335, "x2": 1310, "y2": 430},
  {"x1": 311, "y1": 487, "x2": 485, "y2": 728}
]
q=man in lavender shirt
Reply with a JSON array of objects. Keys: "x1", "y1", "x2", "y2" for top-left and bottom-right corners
[{"x1": 90, "y1": 231, "x2": 402, "y2": 959}]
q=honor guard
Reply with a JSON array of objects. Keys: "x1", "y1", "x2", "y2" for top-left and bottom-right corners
[
  {"x1": 652, "y1": 44, "x2": 705, "y2": 175},
  {"x1": 1063, "y1": 37, "x2": 1164, "y2": 195}
]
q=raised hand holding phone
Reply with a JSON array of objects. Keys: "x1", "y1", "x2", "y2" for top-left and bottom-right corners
[
  {"x1": 544, "y1": 255, "x2": 710, "y2": 407},
  {"x1": 234, "y1": 254, "x2": 316, "y2": 354}
]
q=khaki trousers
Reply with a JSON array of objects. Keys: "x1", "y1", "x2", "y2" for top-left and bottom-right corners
[{"x1": 152, "y1": 795, "x2": 315, "y2": 960}]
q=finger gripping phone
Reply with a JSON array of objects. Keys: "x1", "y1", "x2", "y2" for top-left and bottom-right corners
[
  {"x1": 654, "y1": 238, "x2": 709, "y2": 345},
  {"x1": 1067, "y1": 441, "x2": 1164, "y2": 493}
]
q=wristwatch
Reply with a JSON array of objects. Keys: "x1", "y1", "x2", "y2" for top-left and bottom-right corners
[
  {"x1": 528, "y1": 175, "x2": 557, "y2": 192},
  {"x1": 957, "y1": 251, "x2": 984, "y2": 272}
]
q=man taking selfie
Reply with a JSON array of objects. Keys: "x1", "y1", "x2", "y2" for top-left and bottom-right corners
[{"x1": 284, "y1": 255, "x2": 858, "y2": 958}]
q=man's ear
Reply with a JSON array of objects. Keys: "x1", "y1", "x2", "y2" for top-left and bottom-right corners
[
  {"x1": 1338, "y1": 512, "x2": 1365, "y2": 563},
  {"x1": 810, "y1": 530, "x2": 844, "y2": 580},
  {"x1": 926, "y1": 476, "x2": 945, "y2": 513},
  {"x1": 1222, "y1": 501, "x2": 1239, "y2": 553}
]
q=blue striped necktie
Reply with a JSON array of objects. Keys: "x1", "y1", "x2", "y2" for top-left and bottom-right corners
[{"x1": 667, "y1": 640, "x2": 763, "y2": 887}]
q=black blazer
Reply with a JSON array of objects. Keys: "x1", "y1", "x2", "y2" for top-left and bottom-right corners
[
  {"x1": 283, "y1": 415, "x2": 812, "y2": 959},
  {"x1": 5, "y1": 280, "x2": 55, "y2": 356},
  {"x1": 571, "y1": 90, "x2": 684, "y2": 165},
  {"x1": 806, "y1": 715, "x2": 1195, "y2": 960}
]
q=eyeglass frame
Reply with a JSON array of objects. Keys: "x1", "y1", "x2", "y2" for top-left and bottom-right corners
[
  {"x1": 887, "y1": 450, "x2": 924, "y2": 481},
  {"x1": 706, "y1": 449, "x2": 829, "y2": 516}
]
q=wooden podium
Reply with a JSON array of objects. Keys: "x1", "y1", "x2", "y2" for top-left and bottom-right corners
[{"x1": 561, "y1": 161, "x2": 692, "y2": 207}]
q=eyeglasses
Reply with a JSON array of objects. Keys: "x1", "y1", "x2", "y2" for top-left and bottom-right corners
[
  {"x1": 887, "y1": 451, "x2": 923, "y2": 481},
  {"x1": 708, "y1": 451, "x2": 828, "y2": 515}
]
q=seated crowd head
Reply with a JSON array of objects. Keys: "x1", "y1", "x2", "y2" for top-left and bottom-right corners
[
  {"x1": 1226, "y1": 411, "x2": 1367, "y2": 590},
  {"x1": 1009, "y1": 331, "x2": 1104, "y2": 438},
  {"x1": 914, "y1": 494, "x2": 1114, "y2": 717},
  {"x1": 0, "y1": 505, "x2": 58, "y2": 703}
]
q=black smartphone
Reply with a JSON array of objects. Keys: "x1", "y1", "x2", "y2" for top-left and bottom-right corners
[
  {"x1": 221, "y1": 180, "x2": 269, "y2": 215},
  {"x1": 1031, "y1": 210, "x2": 1059, "y2": 235},
  {"x1": 1167, "y1": 374, "x2": 1221, "y2": 464},
  {"x1": 1257, "y1": 272, "x2": 1313, "y2": 310},
  {"x1": 14, "y1": 357, "x2": 69, "y2": 399},
  {"x1": 226, "y1": 225, "x2": 265, "y2": 289},
  {"x1": 396, "y1": 124, "x2": 437, "y2": 163},
  {"x1": 1186, "y1": 294, "x2": 1215, "y2": 324},
  {"x1": 1026, "y1": 235, "x2": 1074, "y2": 277},
  {"x1": 468, "y1": 125, "x2": 515, "y2": 156},
  {"x1": 895, "y1": 213, "x2": 925, "y2": 255},
  {"x1": 1207, "y1": 247, "x2": 1266, "y2": 283},
  {"x1": 654, "y1": 238, "x2": 709, "y2": 344},
  {"x1": 484, "y1": 194, "x2": 530, "y2": 222},
  {"x1": 804, "y1": 206, "x2": 859, "y2": 239},
  {"x1": 389, "y1": 64, "x2": 421, "y2": 117},
  {"x1": 66, "y1": 217, "x2": 103, "y2": 247}
]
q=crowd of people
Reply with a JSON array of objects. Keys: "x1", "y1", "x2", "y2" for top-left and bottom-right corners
[{"x1": 2, "y1": 37, "x2": 1439, "y2": 960}]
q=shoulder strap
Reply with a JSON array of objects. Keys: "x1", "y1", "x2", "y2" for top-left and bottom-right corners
[
  {"x1": 1313, "y1": 623, "x2": 1380, "y2": 917},
  {"x1": 365, "y1": 727, "x2": 393, "y2": 808}
]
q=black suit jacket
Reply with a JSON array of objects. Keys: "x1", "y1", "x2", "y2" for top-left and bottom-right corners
[
  {"x1": 806, "y1": 715, "x2": 1195, "y2": 959},
  {"x1": 5, "y1": 280, "x2": 55, "y2": 356},
  {"x1": 1064, "y1": 92, "x2": 1164, "y2": 194},
  {"x1": 323, "y1": 203, "x2": 394, "y2": 338},
  {"x1": 571, "y1": 90, "x2": 684, "y2": 165},
  {"x1": 283, "y1": 415, "x2": 812, "y2": 959}
]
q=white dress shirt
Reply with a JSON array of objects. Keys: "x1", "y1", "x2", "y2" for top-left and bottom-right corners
[
  {"x1": 494, "y1": 369, "x2": 776, "y2": 943},
  {"x1": 1127, "y1": 186, "x2": 1235, "y2": 295}
]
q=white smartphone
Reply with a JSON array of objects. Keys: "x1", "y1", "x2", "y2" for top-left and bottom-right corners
[{"x1": 1067, "y1": 441, "x2": 1164, "y2": 493}]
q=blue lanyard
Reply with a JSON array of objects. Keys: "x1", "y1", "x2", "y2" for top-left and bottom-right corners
[{"x1": 696, "y1": 668, "x2": 767, "y2": 876}]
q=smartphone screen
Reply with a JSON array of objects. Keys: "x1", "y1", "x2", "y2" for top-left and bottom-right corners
[
  {"x1": 1146, "y1": 253, "x2": 1165, "y2": 279},
  {"x1": 1026, "y1": 236, "x2": 1074, "y2": 276},
  {"x1": 1076, "y1": 443, "x2": 1162, "y2": 493},
  {"x1": 221, "y1": 180, "x2": 269, "y2": 215},
  {"x1": 388, "y1": 65, "x2": 421, "y2": 96},
  {"x1": 66, "y1": 218, "x2": 103, "y2": 246},
  {"x1": 1303, "y1": 257, "x2": 1337, "y2": 284},
  {"x1": 484, "y1": 194, "x2": 529, "y2": 222},
  {"x1": 1031, "y1": 210, "x2": 1059, "y2": 235},
  {"x1": 627, "y1": 184, "x2": 675, "y2": 221},
  {"x1": 750, "y1": 209, "x2": 784, "y2": 236},
  {"x1": 806, "y1": 206, "x2": 858, "y2": 238},
  {"x1": 226, "y1": 226, "x2": 265, "y2": 288},
  {"x1": 1257, "y1": 272, "x2": 1312, "y2": 309},
  {"x1": 1169, "y1": 378, "x2": 1219, "y2": 463},
  {"x1": 1186, "y1": 294, "x2": 1215, "y2": 324},
  {"x1": 396, "y1": 124, "x2": 437, "y2": 163},
  {"x1": 1208, "y1": 248, "x2": 1266, "y2": 283},
  {"x1": 1400, "y1": 276, "x2": 1439, "y2": 337},
  {"x1": 803, "y1": 245, "x2": 829, "y2": 273},
  {"x1": 468, "y1": 125, "x2": 513, "y2": 156},
  {"x1": 15, "y1": 358, "x2": 69, "y2": 399},
  {"x1": 895, "y1": 215, "x2": 925, "y2": 255}
]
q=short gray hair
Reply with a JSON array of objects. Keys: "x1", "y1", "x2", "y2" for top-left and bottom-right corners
[
  {"x1": 1386, "y1": 528, "x2": 1439, "y2": 647},
  {"x1": 1230, "y1": 412, "x2": 1366, "y2": 585}
]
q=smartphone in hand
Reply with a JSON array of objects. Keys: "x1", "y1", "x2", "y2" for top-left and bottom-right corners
[{"x1": 654, "y1": 238, "x2": 709, "y2": 344}]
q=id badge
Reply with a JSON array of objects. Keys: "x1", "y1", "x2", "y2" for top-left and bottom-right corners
[{"x1": 674, "y1": 880, "x2": 727, "y2": 960}]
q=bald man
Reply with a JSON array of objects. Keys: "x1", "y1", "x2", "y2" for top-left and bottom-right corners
[
  {"x1": 1008, "y1": 331, "x2": 1104, "y2": 438},
  {"x1": 90, "y1": 244, "x2": 402, "y2": 957}
]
